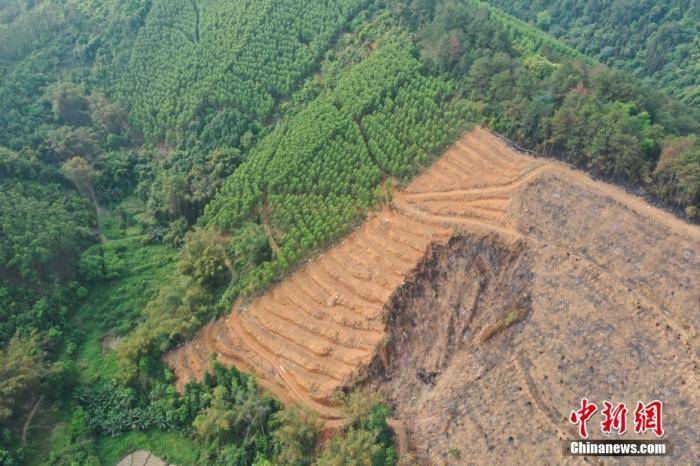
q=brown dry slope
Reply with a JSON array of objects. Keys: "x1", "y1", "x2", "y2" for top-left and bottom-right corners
[{"x1": 164, "y1": 127, "x2": 699, "y2": 463}]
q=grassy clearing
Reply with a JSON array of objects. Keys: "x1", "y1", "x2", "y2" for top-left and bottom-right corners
[
  {"x1": 70, "y1": 236, "x2": 177, "y2": 381},
  {"x1": 69, "y1": 205, "x2": 178, "y2": 381},
  {"x1": 24, "y1": 202, "x2": 188, "y2": 465},
  {"x1": 64, "y1": 208, "x2": 202, "y2": 464}
]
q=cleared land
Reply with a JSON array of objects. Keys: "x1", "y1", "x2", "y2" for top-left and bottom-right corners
[{"x1": 165, "y1": 127, "x2": 699, "y2": 463}]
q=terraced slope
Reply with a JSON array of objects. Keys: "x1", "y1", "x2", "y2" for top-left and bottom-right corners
[
  {"x1": 164, "y1": 127, "x2": 546, "y2": 417},
  {"x1": 165, "y1": 126, "x2": 700, "y2": 463}
]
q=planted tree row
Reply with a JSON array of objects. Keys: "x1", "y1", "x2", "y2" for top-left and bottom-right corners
[
  {"x1": 203, "y1": 38, "x2": 466, "y2": 296},
  {"x1": 119, "y1": 0, "x2": 369, "y2": 144}
]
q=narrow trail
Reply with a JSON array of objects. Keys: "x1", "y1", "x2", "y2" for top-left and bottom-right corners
[
  {"x1": 387, "y1": 419, "x2": 408, "y2": 458},
  {"x1": 261, "y1": 186, "x2": 280, "y2": 254},
  {"x1": 400, "y1": 163, "x2": 551, "y2": 201},
  {"x1": 21, "y1": 395, "x2": 43, "y2": 446},
  {"x1": 391, "y1": 197, "x2": 518, "y2": 240},
  {"x1": 513, "y1": 356, "x2": 596, "y2": 466},
  {"x1": 191, "y1": 0, "x2": 200, "y2": 42},
  {"x1": 354, "y1": 117, "x2": 389, "y2": 177}
]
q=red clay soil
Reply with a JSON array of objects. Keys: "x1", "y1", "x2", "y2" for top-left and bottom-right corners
[{"x1": 164, "y1": 127, "x2": 699, "y2": 463}]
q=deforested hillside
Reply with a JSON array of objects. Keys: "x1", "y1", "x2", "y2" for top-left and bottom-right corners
[
  {"x1": 167, "y1": 127, "x2": 700, "y2": 464},
  {"x1": 163, "y1": 128, "x2": 538, "y2": 414},
  {"x1": 118, "y1": 36, "x2": 467, "y2": 381}
]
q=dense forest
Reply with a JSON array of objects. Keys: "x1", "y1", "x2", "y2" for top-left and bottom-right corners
[
  {"x1": 392, "y1": 0, "x2": 700, "y2": 214},
  {"x1": 0, "y1": 0, "x2": 698, "y2": 464},
  {"x1": 487, "y1": 0, "x2": 700, "y2": 106}
]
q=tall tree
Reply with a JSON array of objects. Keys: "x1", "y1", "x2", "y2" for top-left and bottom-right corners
[
  {"x1": 0, "y1": 332, "x2": 46, "y2": 427},
  {"x1": 48, "y1": 83, "x2": 91, "y2": 127},
  {"x1": 61, "y1": 156, "x2": 103, "y2": 239}
]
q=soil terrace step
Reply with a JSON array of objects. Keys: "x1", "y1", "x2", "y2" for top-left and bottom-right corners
[
  {"x1": 236, "y1": 312, "x2": 352, "y2": 380},
  {"x1": 313, "y1": 258, "x2": 388, "y2": 306},
  {"x1": 260, "y1": 298, "x2": 380, "y2": 350},
  {"x1": 361, "y1": 222, "x2": 426, "y2": 262},
  {"x1": 337, "y1": 239, "x2": 406, "y2": 283},
  {"x1": 250, "y1": 304, "x2": 371, "y2": 364},
  {"x1": 273, "y1": 281, "x2": 384, "y2": 331},
  {"x1": 413, "y1": 200, "x2": 506, "y2": 222},
  {"x1": 304, "y1": 267, "x2": 378, "y2": 312},
  {"x1": 324, "y1": 250, "x2": 374, "y2": 281},
  {"x1": 462, "y1": 130, "x2": 529, "y2": 170},
  {"x1": 314, "y1": 256, "x2": 388, "y2": 304},
  {"x1": 225, "y1": 314, "x2": 339, "y2": 396},
  {"x1": 366, "y1": 219, "x2": 433, "y2": 252},
  {"x1": 351, "y1": 234, "x2": 415, "y2": 272}
]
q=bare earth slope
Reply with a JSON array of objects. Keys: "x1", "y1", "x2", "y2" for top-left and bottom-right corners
[{"x1": 164, "y1": 127, "x2": 699, "y2": 463}]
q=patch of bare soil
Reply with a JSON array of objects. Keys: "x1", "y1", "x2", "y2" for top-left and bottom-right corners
[
  {"x1": 101, "y1": 330, "x2": 123, "y2": 353},
  {"x1": 369, "y1": 171, "x2": 699, "y2": 464},
  {"x1": 368, "y1": 234, "x2": 534, "y2": 461},
  {"x1": 116, "y1": 450, "x2": 169, "y2": 466}
]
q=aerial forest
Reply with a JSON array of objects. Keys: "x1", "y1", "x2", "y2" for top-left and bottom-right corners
[{"x1": 0, "y1": 0, "x2": 698, "y2": 464}]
